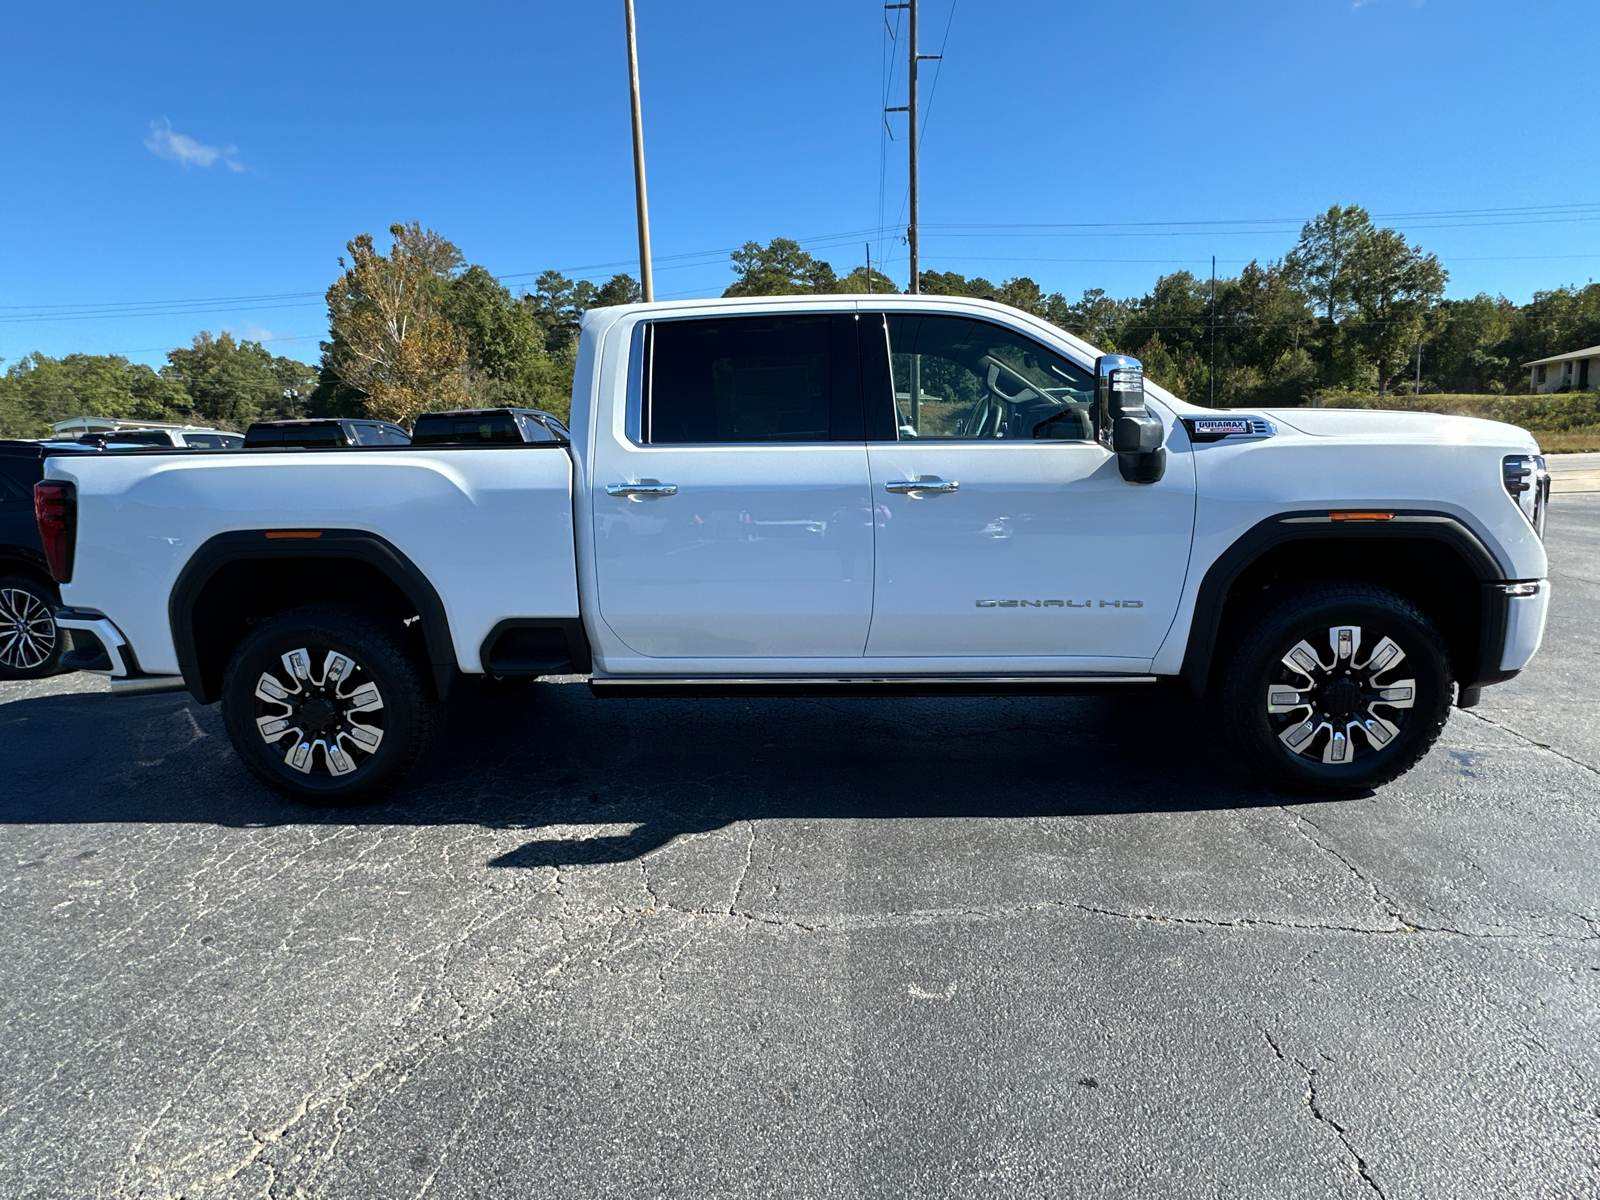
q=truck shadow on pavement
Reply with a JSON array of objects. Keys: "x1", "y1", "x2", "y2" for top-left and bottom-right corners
[{"x1": 1, "y1": 679, "x2": 1335, "y2": 864}]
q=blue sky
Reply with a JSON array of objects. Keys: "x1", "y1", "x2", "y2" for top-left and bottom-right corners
[{"x1": 4, "y1": 0, "x2": 1598, "y2": 369}]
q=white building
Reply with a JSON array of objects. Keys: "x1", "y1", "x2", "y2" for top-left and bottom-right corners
[
  {"x1": 49, "y1": 416, "x2": 195, "y2": 435},
  {"x1": 1524, "y1": 345, "x2": 1600, "y2": 394}
]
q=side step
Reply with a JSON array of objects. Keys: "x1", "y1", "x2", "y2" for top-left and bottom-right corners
[{"x1": 588, "y1": 675, "x2": 1158, "y2": 699}]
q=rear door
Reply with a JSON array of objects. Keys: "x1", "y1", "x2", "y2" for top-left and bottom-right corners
[
  {"x1": 861, "y1": 311, "x2": 1195, "y2": 665},
  {"x1": 588, "y1": 312, "x2": 875, "y2": 659}
]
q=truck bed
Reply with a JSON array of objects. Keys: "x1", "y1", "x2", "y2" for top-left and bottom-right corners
[{"x1": 48, "y1": 444, "x2": 579, "y2": 676}]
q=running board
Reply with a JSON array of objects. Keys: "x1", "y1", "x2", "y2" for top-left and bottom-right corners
[{"x1": 588, "y1": 675, "x2": 1158, "y2": 699}]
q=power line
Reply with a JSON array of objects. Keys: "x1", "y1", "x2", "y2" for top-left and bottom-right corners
[{"x1": 7, "y1": 200, "x2": 1599, "y2": 324}]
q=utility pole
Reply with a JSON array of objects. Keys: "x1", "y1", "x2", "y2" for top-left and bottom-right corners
[
  {"x1": 624, "y1": 0, "x2": 654, "y2": 302},
  {"x1": 1208, "y1": 255, "x2": 1217, "y2": 408},
  {"x1": 885, "y1": 0, "x2": 939, "y2": 295},
  {"x1": 865, "y1": 242, "x2": 873, "y2": 294}
]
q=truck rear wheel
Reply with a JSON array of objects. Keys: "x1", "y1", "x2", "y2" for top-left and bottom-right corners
[
  {"x1": 221, "y1": 604, "x2": 440, "y2": 805},
  {"x1": 1221, "y1": 581, "x2": 1452, "y2": 794}
]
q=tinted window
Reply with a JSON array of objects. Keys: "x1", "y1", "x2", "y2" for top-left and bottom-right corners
[
  {"x1": 100, "y1": 429, "x2": 174, "y2": 446},
  {"x1": 382, "y1": 426, "x2": 411, "y2": 445},
  {"x1": 647, "y1": 316, "x2": 834, "y2": 444},
  {"x1": 352, "y1": 423, "x2": 388, "y2": 446},
  {"x1": 882, "y1": 315, "x2": 1095, "y2": 441},
  {"x1": 183, "y1": 433, "x2": 229, "y2": 449},
  {"x1": 246, "y1": 424, "x2": 345, "y2": 448},
  {"x1": 413, "y1": 413, "x2": 522, "y2": 444}
]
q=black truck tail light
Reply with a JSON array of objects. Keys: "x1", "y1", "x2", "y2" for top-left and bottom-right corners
[{"x1": 33, "y1": 480, "x2": 77, "y2": 583}]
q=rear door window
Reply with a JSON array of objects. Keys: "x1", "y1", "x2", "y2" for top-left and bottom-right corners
[{"x1": 644, "y1": 314, "x2": 863, "y2": 444}]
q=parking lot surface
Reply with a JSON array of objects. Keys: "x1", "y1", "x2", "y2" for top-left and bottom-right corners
[{"x1": 2, "y1": 493, "x2": 1597, "y2": 1200}]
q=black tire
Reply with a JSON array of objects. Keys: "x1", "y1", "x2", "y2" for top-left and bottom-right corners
[
  {"x1": 1221, "y1": 580, "x2": 1452, "y2": 794},
  {"x1": 0, "y1": 574, "x2": 64, "y2": 680},
  {"x1": 221, "y1": 604, "x2": 441, "y2": 805}
]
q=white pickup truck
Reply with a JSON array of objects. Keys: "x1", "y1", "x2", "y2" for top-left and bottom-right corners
[{"x1": 35, "y1": 294, "x2": 1552, "y2": 802}]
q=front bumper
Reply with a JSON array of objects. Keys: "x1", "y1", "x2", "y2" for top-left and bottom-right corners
[{"x1": 1498, "y1": 581, "x2": 1549, "y2": 674}]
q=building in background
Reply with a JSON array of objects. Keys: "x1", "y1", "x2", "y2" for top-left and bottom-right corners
[{"x1": 1525, "y1": 346, "x2": 1600, "y2": 394}]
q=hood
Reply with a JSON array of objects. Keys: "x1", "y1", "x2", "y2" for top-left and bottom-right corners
[{"x1": 1257, "y1": 407, "x2": 1538, "y2": 448}]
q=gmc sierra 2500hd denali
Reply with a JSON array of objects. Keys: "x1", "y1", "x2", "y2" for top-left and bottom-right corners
[{"x1": 35, "y1": 294, "x2": 1552, "y2": 802}]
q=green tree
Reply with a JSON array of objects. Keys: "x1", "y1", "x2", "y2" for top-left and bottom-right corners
[
  {"x1": 1348, "y1": 228, "x2": 1446, "y2": 394},
  {"x1": 163, "y1": 331, "x2": 317, "y2": 427},
  {"x1": 917, "y1": 269, "x2": 997, "y2": 298},
  {"x1": 724, "y1": 239, "x2": 839, "y2": 296},
  {"x1": 836, "y1": 265, "x2": 899, "y2": 294},
  {"x1": 0, "y1": 352, "x2": 187, "y2": 435},
  {"x1": 1284, "y1": 204, "x2": 1373, "y2": 326},
  {"x1": 446, "y1": 265, "x2": 541, "y2": 386},
  {"x1": 1060, "y1": 289, "x2": 1129, "y2": 350},
  {"x1": 1425, "y1": 295, "x2": 1515, "y2": 393}
]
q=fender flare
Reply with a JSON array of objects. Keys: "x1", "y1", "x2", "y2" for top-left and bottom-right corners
[
  {"x1": 169, "y1": 529, "x2": 457, "y2": 703},
  {"x1": 1177, "y1": 510, "x2": 1510, "y2": 698}
]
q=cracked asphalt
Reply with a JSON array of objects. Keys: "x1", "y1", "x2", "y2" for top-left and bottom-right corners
[{"x1": 3, "y1": 494, "x2": 1598, "y2": 1200}]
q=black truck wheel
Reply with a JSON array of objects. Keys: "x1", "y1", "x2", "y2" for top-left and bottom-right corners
[
  {"x1": 0, "y1": 575, "x2": 64, "y2": 680},
  {"x1": 1221, "y1": 580, "x2": 1453, "y2": 794},
  {"x1": 221, "y1": 604, "x2": 440, "y2": 805}
]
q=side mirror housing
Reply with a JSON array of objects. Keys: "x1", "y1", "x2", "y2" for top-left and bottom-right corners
[{"x1": 1096, "y1": 355, "x2": 1166, "y2": 483}]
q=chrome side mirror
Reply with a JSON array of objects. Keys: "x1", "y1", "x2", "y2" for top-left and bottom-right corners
[{"x1": 1096, "y1": 355, "x2": 1165, "y2": 483}]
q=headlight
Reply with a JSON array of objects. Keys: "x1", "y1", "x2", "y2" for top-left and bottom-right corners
[{"x1": 1503, "y1": 454, "x2": 1550, "y2": 538}]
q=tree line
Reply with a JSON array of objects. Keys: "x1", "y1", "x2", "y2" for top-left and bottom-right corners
[
  {"x1": 725, "y1": 206, "x2": 1600, "y2": 406},
  {"x1": 5, "y1": 205, "x2": 1599, "y2": 438}
]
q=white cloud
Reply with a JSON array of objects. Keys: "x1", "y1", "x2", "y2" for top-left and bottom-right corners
[
  {"x1": 224, "y1": 321, "x2": 281, "y2": 344},
  {"x1": 143, "y1": 118, "x2": 243, "y2": 172}
]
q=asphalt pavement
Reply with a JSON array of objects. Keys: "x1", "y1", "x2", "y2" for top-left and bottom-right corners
[{"x1": 2, "y1": 495, "x2": 1597, "y2": 1200}]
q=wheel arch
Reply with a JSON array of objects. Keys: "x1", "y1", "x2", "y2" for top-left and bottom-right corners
[
  {"x1": 0, "y1": 548, "x2": 58, "y2": 595},
  {"x1": 1179, "y1": 511, "x2": 1512, "y2": 700},
  {"x1": 170, "y1": 530, "x2": 458, "y2": 705}
]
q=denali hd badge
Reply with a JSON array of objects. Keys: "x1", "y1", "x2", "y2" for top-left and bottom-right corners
[{"x1": 975, "y1": 599, "x2": 1144, "y2": 608}]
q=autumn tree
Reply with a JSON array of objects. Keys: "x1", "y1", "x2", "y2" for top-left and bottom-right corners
[{"x1": 324, "y1": 223, "x2": 470, "y2": 424}]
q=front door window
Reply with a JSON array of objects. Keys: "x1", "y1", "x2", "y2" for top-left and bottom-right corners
[{"x1": 887, "y1": 314, "x2": 1096, "y2": 442}]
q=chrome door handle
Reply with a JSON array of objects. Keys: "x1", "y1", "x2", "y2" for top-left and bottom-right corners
[
  {"x1": 606, "y1": 482, "x2": 678, "y2": 498},
  {"x1": 884, "y1": 478, "x2": 959, "y2": 495}
]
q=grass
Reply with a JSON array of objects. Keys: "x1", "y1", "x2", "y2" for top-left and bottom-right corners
[{"x1": 1317, "y1": 392, "x2": 1600, "y2": 453}]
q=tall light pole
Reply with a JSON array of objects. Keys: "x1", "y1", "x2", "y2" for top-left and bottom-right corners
[{"x1": 624, "y1": 0, "x2": 654, "y2": 301}]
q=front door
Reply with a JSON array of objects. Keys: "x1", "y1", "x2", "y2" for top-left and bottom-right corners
[
  {"x1": 862, "y1": 312, "x2": 1195, "y2": 665},
  {"x1": 590, "y1": 311, "x2": 875, "y2": 659}
]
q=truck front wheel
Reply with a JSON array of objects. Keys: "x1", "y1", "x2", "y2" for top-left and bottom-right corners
[
  {"x1": 221, "y1": 604, "x2": 440, "y2": 805},
  {"x1": 1221, "y1": 581, "x2": 1453, "y2": 794}
]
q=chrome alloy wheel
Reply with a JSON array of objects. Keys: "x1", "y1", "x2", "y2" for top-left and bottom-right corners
[
  {"x1": 0, "y1": 586, "x2": 58, "y2": 672},
  {"x1": 1266, "y1": 625, "x2": 1417, "y2": 765},
  {"x1": 253, "y1": 647, "x2": 385, "y2": 776}
]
